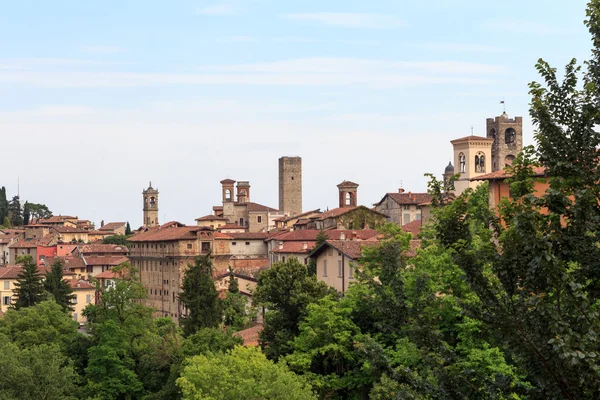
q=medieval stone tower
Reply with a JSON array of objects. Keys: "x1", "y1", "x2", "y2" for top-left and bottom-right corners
[
  {"x1": 486, "y1": 112, "x2": 523, "y2": 171},
  {"x1": 142, "y1": 182, "x2": 159, "y2": 227},
  {"x1": 278, "y1": 156, "x2": 302, "y2": 216}
]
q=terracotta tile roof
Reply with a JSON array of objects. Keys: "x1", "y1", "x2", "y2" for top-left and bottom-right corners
[
  {"x1": 268, "y1": 229, "x2": 379, "y2": 242},
  {"x1": 195, "y1": 214, "x2": 229, "y2": 221},
  {"x1": 94, "y1": 269, "x2": 122, "y2": 279},
  {"x1": 337, "y1": 180, "x2": 359, "y2": 187},
  {"x1": 68, "y1": 279, "x2": 95, "y2": 290},
  {"x1": 8, "y1": 238, "x2": 40, "y2": 248},
  {"x1": 1, "y1": 229, "x2": 25, "y2": 235},
  {"x1": 402, "y1": 220, "x2": 423, "y2": 238},
  {"x1": 83, "y1": 256, "x2": 129, "y2": 266},
  {"x1": 218, "y1": 224, "x2": 246, "y2": 230},
  {"x1": 322, "y1": 240, "x2": 379, "y2": 260},
  {"x1": 233, "y1": 323, "x2": 263, "y2": 346},
  {"x1": 246, "y1": 202, "x2": 278, "y2": 212},
  {"x1": 214, "y1": 232, "x2": 233, "y2": 239},
  {"x1": 272, "y1": 241, "x2": 316, "y2": 254},
  {"x1": 86, "y1": 230, "x2": 113, "y2": 236},
  {"x1": 52, "y1": 226, "x2": 89, "y2": 234},
  {"x1": 227, "y1": 232, "x2": 269, "y2": 240},
  {"x1": 450, "y1": 135, "x2": 493, "y2": 143},
  {"x1": 0, "y1": 230, "x2": 24, "y2": 244},
  {"x1": 42, "y1": 255, "x2": 86, "y2": 270},
  {"x1": 317, "y1": 206, "x2": 358, "y2": 220},
  {"x1": 128, "y1": 226, "x2": 202, "y2": 242},
  {"x1": 281, "y1": 209, "x2": 321, "y2": 222},
  {"x1": 471, "y1": 166, "x2": 547, "y2": 181},
  {"x1": 220, "y1": 178, "x2": 236, "y2": 184},
  {"x1": 99, "y1": 222, "x2": 126, "y2": 231},
  {"x1": 79, "y1": 244, "x2": 129, "y2": 253},
  {"x1": 161, "y1": 221, "x2": 187, "y2": 229},
  {"x1": 377, "y1": 192, "x2": 432, "y2": 206},
  {"x1": 0, "y1": 266, "x2": 52, "y2": 279}
]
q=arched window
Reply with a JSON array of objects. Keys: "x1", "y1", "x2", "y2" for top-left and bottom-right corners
[
  {"x1": 475, "y1": 152, "x2": 485, "y2": 173},
  {"x1": 505, "y1": 128, "x2": 516, "y2": 144},
  {"x1": 239, "y1": 218, "x2": 244, "y2": 226},
  {"x1": 225, "y1": 189, "x2": 231, "y2": 200},
  {"x1": 459, "y1": 153, "x2": 466, "y2": 173},
  {"x1": 150, "y1": 197, "x2": 156, "y2": 207},
  {"x1": 505, "y1": 154, "x2": 516, "y2": 167},
  {"x1": 345, "y1": 192, "x2": 352, "y2": 206},
  {"x1": 240, "y1": 189, "x2": 246, "y2": 196},
  {"x1": 490, "y1": 128, "x2": 496, "y2": 139}
]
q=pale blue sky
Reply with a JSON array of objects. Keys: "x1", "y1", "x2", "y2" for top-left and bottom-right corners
[{"x1": 0, "y1": 0, "x2": 591, "y2": 227}]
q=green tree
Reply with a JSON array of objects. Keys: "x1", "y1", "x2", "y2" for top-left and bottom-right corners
[
  {"x1": 125, "y1": 221, "x2": 132, "y2": 235},
  {"x1": 26, "y1": 202, "x2": 52, "y2": 221},
  {"x1": 254, "y1": 258, "x2": 335, "y2": 361},
  {"x1": 12, "y1": 255, "x2": 45, "y2": 309},
  {"x1": 7, "y1": 195, "x2": 23, "y2": 227},
  {"x1": 0, "y1": 186, "x2": 8, "y2": 224},
  {"x1": 43, "y1": 260, "x2": 75, "y2": 311},
  {"x1": 179, "y1": 255, "x2": 222, "y2": 337},
  {"x1": 222, "y1": 267, "x2": 249, "y2": 332},
  {"x1": 0, "y1": 335, "x2": 79, "y2": 400},
  {"x1": 2, "y1": 216, "x2": 11, "y2": 229},
  {"x1": 102, "y1": 234, "x2": 130, "y2": 246},
  {"x1": 177, "y1": 346, "x2": 317, "y2": 400},
  {"x1": 22, "y1": 201, "x2": 30, "y2": 225}
]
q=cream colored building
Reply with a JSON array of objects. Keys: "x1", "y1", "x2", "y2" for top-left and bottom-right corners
[
  {"x1": 69, "y1": 279, "x2": 95, "y2": 324},
  {"x1": 450, "y1": 135, "x2": 493, "y2": 196}
]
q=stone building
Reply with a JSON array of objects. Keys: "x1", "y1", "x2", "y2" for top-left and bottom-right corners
[
  {"x1": 486, "y1": 112, "x2": 523, "y2": 171},
  {"x1": 374, "y1": 189, "x2": 432, "y2": 226},
  {"x1": 143, "y1": 182, "x2": 159, "y2": 227},
  {"x1": 278, "y1": 156, "x2": 302, "y2": 216},
  {"x1": 450, "y1": 135, "x2": 494, "y2": 196}
]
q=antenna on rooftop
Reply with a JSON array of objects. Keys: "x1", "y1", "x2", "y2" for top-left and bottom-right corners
[
  {"x1": 470, "y1": 126, "x2": 474, "y2": 136},
  {"x1": 17, "y1": 177, "x2": 19, "y2": 198},
  {"x1": 500, "y1": 98, "x2": 506, "y2": 113}
]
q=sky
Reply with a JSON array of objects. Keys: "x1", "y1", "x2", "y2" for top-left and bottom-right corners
[{"x1": 0, "y1": 0, "x2": 592, "y2": 227}]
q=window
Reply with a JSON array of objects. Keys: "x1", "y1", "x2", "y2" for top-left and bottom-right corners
[
  {"x1": 475, "y1": 152, "x2": 485, "y2": 173},
  {"x1": 459, "y1": 152, "x2": 466, "y2": 173},
  {"x1": 73, "y1": 313, "x2": 78, "y2": 322},
  {"x1": 2, "y1": 296, "x2": 10, "y2": 305},
  {"x1": 338, "y1": 260, "x2": 343, "y2": 277},
  {"x1": 239, "y1": 218, "x2": 244, "y2": 226},
  {"x1": 282, "y1": 256, "x2": 286, "y2": 262},
  {"x1": 86, "y1": 294, "x2": 92, "y2": 304},
  {"x1": 72, "y1": 296, "x2": 78, "y2": 304},
  {"x1": 404, "y1": 214, "x2": 411, "y2": 224},
  {"x1": 403, "y1": 205, "x2": 410, "y2": 210},
  {"x1": 202, "y1": 242, "x2": 211, "y2": 252},
  {"x1": 505, "y1": 128, "x2": 516, "y2": 144},
  {"x1": 187, "y1": 243, "x2": 192, "y2": 249},
  {"x1": 349, "y1": 265, "x2": 354, "y2": 279},
  {"x1": 416, "y1": 214, "x2": 422, "y2": 221},
  {"x1": 490, "y1": 128, "x2": 496, "y2": 139},
  {"x1": 225, "y1": 189, "x2": 232, "y2": 200},
  {"x1": 3, "y1": 281, "x2": 9, "y2": 290},
  {"x1": 232, "y1": 242, "x2": 237, "y2": 246},
  {"x1": 245, "y1": 242, "x2": 250, "y2": 245},
  {"x1": 323, "y1": 260, "x2": 328, "y2": 277},
  {"x1": 257, "y1": 216, "x2": 262, "y2": 223}
]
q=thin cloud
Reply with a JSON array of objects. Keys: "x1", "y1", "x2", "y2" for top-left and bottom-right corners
[
  {"x1": 196, "y1": 3, "x2": 239, "y2": 15},
  {"x1": 481, "y1": 19, "x2": 558, "y2": 35},
  {"x1": 284, "y1": 13, "x2": 404, "y2": 29}
]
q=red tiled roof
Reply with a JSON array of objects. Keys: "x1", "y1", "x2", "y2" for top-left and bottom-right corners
[
  {"x1": 99, "y1": 222, "x2": 126, "y2": 231},
  {"x1": 195, "y1": 214, "x2": 229, "y2": 221},
  {"x1": 377, "y1": 192, "x2": 432, "y2": 206},
  {"x1": 450, "y1": 135, "x2": 493, "y2": 143},
  {"x1": 322, "y1": 240, "x2": 379, "y2": 259},
  {"x1": 214, "y1": 232, "x2": 233, "y2": 239},
  {"x1": 79, "y1": 244, "x2": 129, "y2": 253},
  {"x1": 8, "y1": 239, "x2": 39, "y2": 248},
  {"x1": 317, "y1": 206, "x2": 357, "y2": 220},
  {"x1": 0, "y1": 266, "x2": 52, "y2": 279},
  {"x1": 246, "y1": 202, "x2": 278, "y2": 212},
  {"x1": 272, "y1": 241, "x2": 316, "y2": 254},
  {"x1": 218, "y1": 224, "x2": 246, "y2": 230},
  {"x1": 42, "y1": 255, "x2": 86, "y2": 270},
  {"x1": 268, "y1": 229, "x2": 379, "y2": 242},
  {"x1": 233, "y1": 323, "x2": 263, "y2": 346},
  {"x1": 220, "y1": 178, "x2": 236, "y2": 184},
  {"x1": 281, "y1": 209, "x2": 321, "y2": 222},
  {"x1": 127, "y1": 226, "x2": 202, "y2": 242},
  {"x1": 68, "y1": 279, "x2": 95, "y2": 290},
  {"x1": 94, "y1": 269, "x2": 125, "y2": 279},
  {"x1": 402, "y1": 220, "x2": 423, "y2": 238},
  {"x1": 337, "y1": 180, "x2": 359, "y2": 187},
  {"x1": 52, "y1": 226, "x2": 88, "y2": 234},
  {"x1": 83, "y1": 256, "x2": 129, "y2": 266},
  {"x1": 471, "y1": 166, "x2": 547, "y2": 181},
  {"x1": 87, "y1": 230, "x2": 113, "y2": 236}
]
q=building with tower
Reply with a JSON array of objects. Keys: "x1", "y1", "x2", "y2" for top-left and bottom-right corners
[
  {"x1": 279, "y1": 156, "x2": 302, "y2": 217},
  {"x1": 142, "y1": 183, "x2": 159, "y2": 227},
  {"x1": 337, "y1": 181, "x2": 358, "y2": 208},
  {"x1": 486, "y1": 112, "x2": 523, "y2": 171},
  {"x1": 450, "y1": 135, "x2": 493, "y2": 195}
]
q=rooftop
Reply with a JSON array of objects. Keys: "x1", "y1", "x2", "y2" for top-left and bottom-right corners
[{"x1": 471, "y1": 166, "x2": 546, "y2": 181}]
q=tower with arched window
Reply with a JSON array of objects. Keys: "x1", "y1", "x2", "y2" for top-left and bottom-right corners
[
  {"x1": 143, "y1": 182, "x2": 159, "y2": 227},
  {"x1": 337, "y1": 181, "x2": 359, "y2": 208},
  {"x1": 450, "y1": 135, "x2": 493, "y2": 196},
  {"x1": 486, "y1": 112, "x2": 523, "y2": 172}
]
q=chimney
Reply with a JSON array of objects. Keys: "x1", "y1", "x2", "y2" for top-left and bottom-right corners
[
  {"x1": 278, "y1": 241, "x2": 283, "y2": 250},
  {"x1": 302, "y1": 242, "x2": 308, "y2": 250},
  {"x1": 340, "y1": 232, "x2": 346, "y2": 241},
  {"x1": 398, "y1": 188, "x2": 405, "y2": 193},
  {"x1": 351, "y1": 231, "x2": 357, "y2": 240}
]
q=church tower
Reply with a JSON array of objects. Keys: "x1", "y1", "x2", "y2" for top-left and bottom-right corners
[
  {"x1": 142, "y1": 182, "x2": 159, "y2": 227},
  {"x1": 450, "y1": 135, "x2": 493, "y2": 196},
  {"x1": 486, "y1": 112, "x2": 523, "y2": 171},
  {"x1": 279, "y1": 156, "x2": 302, "y2": 216},
  {"x1": 337, "y1": 181, "x2": 359, "y2": 208}
]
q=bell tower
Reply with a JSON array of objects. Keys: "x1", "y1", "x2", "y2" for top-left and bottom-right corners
[
  {"x1": 486, "y1": 112, "x2": 523, "y2": 171},
  {"x1": 143, "y1": 182, "x2": 159, "y2": 227},
  {"x1": 337, "y1": 181, "x2": 359, "y2": 208}
]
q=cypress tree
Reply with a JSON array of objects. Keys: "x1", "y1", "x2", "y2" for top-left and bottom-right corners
[
  {"x1": 125, "y1": 221, "x2": 132, "y2": 236},
  {"x1": 44, "y1": 259, "x2": 76, "y2": 311},
  {"x1": 12, "y1": 255, "x2": 45, "y2": 309}
]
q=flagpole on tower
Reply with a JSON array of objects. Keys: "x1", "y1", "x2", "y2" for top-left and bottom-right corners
[{"x1": 500, "y1": 98, "x2": 506, "y2": 113}]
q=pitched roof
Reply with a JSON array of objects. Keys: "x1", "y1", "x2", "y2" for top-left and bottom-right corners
[
  {"x1": 42, "y1": 255, "x2": 86, "y2": 270},
  {"x1": 337, "y1": 180, "x2": 359, "y2": 188},
  {"x1": 83, "y1": 256, "x2": 129, "y2": 266},
  {"x1": 450, "y1": 135, "x2": 493, "y2": 143},
  {"x1": 0, "y1": 230, "x2": 24, "y2": 244},
  {"x1": 128, "y1": 226, "x2": 203, "y2": 242},
  {"x1": 0, "y1": 265, "x2": 52, "y2": 279},
  {"x1": 377, "y1": 192, "x2": 432, "y2": 206},
  {"x1": 319, "y1": 240, "x2": 379, "y2": 260},
  {"x1": 272, "y1": 241, "x2": 316, "y2": 254},
  {"x1": 220, "y1": 178, "x2": 236, "y2": 184},
  {"x1": 52, "y1": 226, "x2": 89, "y2": 234},
  {"x1": 38, "y1": 216, "x2": 77, "y2": 224},
  {"x1": 68, "y1": 280, "x2": 95, "y2": 290},
  {"x1": 471, "y1": 166, "x2": 547, "y2": 181},
  {"x1": 280, "y1": 209, "x2": 321, "y2": 222},
  {"x1": 214, "y1": 232, "x2": 233, "y2": 239},
  {"x1": 195, "y1": 214, "x2": 229, "y2": 221},
  {"x1": 402, "y1": 220, "x2": 423, "y2": 238},
  {"x1": 268, "y1": 229, "x2": 379, "y2": 242},
  {"x1": 232, "y1": 324, "x2": 263, "y2": 347},
  {"x1": 218, "y1": 224, "x2": 246, "y2": 230},
  {"x1": 94, "y1": 269, "x2": 122, "y2": 279},
  {"x1": 79, "y1": 244, "x2": 129, "y2": 253},
  {"x1": 246, "y1": 202, "x2": 278, "y2": 212},
  {"x1": 99, "y1": 222, "x2": 127, "y2": 231},
  {"x1": 317, "y1": 206, "x2": 387, "y2": 221},
  {"x1": 8, "y1": 238, "x2": 40, "y2": 248}
]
